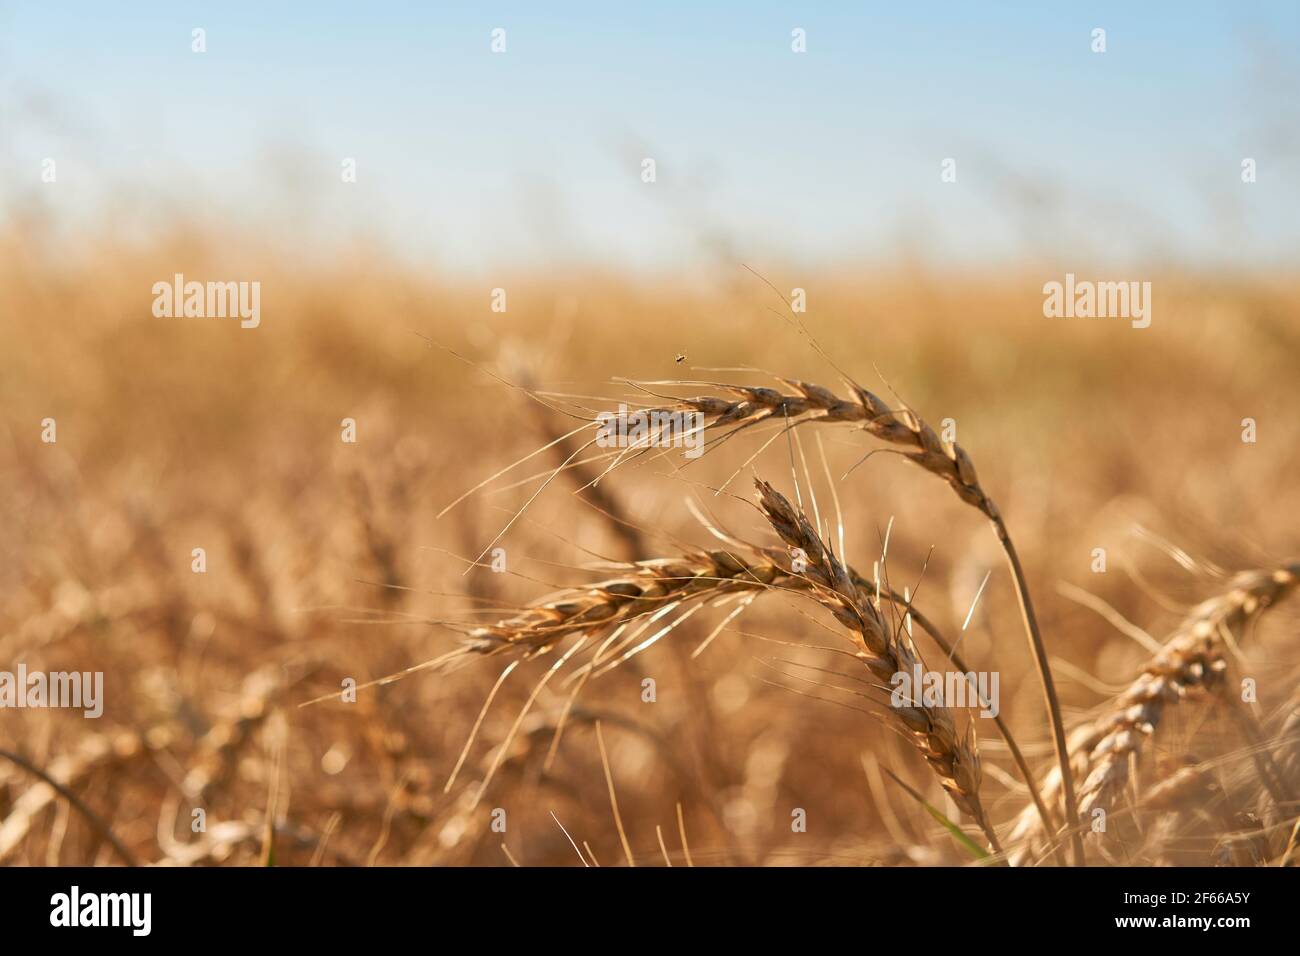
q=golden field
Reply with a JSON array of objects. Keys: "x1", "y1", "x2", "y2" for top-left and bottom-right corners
[{"x1": 2, "y1": 220, "x2": 1299, "y2": 866}]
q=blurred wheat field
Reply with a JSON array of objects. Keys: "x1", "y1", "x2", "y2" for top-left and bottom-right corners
[{"x1": 2, "y1": 224, "x2": 1299, "y2": 866}]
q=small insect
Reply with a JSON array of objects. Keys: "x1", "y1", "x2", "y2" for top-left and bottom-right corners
[{"x1": 675, "y1": 352, "x2": 686, "y2": 364}]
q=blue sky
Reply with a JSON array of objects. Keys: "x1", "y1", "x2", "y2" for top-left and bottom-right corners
[{"x1": 3, "y1": 2, "x2": 1298, "y2": 272}]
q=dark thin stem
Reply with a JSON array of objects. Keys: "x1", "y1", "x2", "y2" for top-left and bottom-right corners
[
  {"x1": 0, "y1": 747, "x2": 139, "y2": 867},
  {"x1": 977, "y1": 815, "x2": 1007, "y2": 861}
]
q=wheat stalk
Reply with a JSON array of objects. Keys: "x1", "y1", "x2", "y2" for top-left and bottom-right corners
[
  {"x1": 461, "y1": 520, "x2": 1010, "y2": 849},
  {"x1": 629, "y1": 375, "x2": 1080, "y2": 859},
  {"x1": 463, "y1": 509, "x2": 1056, "y2": 845},
  {"x1": 1008, "y1": 562, "x2": 1300, "y2": 864},
  {"x1": 1078, "y1": 566, "x2": 1300, "y2": 816}
]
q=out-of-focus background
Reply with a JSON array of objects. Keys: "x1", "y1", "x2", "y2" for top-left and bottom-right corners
[{"x1": 2, "y1": 3, "x2": 1298, "y2": 866}]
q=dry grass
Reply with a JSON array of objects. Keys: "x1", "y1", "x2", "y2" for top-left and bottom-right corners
[{"x1": 3, "y1": 225, "x2": 1300, "y2": 866}]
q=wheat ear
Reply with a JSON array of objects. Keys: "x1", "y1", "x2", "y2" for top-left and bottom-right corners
[
  {"x1": 463, "y1": 524, "x2": 1053, "y2": 841},
  {"x1": 1077, "y1": 565, "x2": 1300, "y2": 820},
  {"x1": 462, "y1": 551, "x2": 794, "y2": 658},
  {"x1": 650, "y1": 377, "x2": 1081, "y2": 861},
  {"x1": 752, "y1": 479, "x2": 1001, "y2": 855},
  {"x1": 1008, "y1": 561, "x2": 1300, "y2": 863}
]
